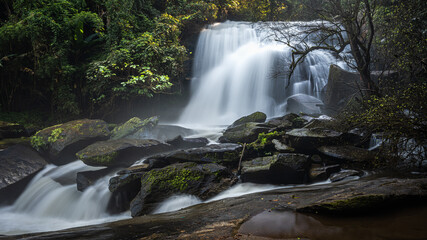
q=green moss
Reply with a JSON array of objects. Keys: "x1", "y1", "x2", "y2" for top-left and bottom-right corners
[
  {"x1": 30, "y1": 132, "x2": 47, "y2": 151},
  {"x1": 248, "y1": 131, "x2": 283, "y2": 151},
  {"x1": 143, "y1": 163, "x2": 204, "y2": 192},
  {"x1": 48, "y1": 128, "x2": 64, "y2": 143},
  {"x1": 80, "y1": 152, "x2": 119, "y2": 166}
]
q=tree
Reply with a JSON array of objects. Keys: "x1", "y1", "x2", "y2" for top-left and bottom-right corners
[{"x1": 270, "y1": 0, "x2": 379, "y2": 97}]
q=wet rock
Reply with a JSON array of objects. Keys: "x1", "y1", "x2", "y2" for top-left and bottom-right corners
[
  {"x1": 76, "y1": 138, "x2": 172, "y2": 167},
  {"x1": 30, "y1": 119, "x2": 110, "y2": 165},
  {"x1": 309, "y1": 164, "x2": 341, "y2": 182},
  {"x1": 229, "y1": 111, "x2": 267, "y2": 128},
  {"x1": 76, "y1": 168, "x2": 118, "y2": 192},
  {"x1": 108, "y1": 165, "x2": 149, "y2": 213},
  {"x1": 167, "y1": 135, "x2": 209, "y2": 149},
  {"x1": 330, "y1": 170, "x2": 361, "y2": 182},
  {"x1": 155, "y1": 143, "x2": 243, "y2": 166},
  {"x1": 317, "y1": 145, "x2": 376, "y2": 167},
  {"x1": 266, "y1": 113, "x2": 307, "y2": 131},
  {"x1": 0, "y1": 144, "x2": 47, "y2": 190},
  {"x1": 130, "y1": 162, "x2": 234, "y2": 216},
  {"x1": 287, "y1": 94, "x2": 323, "y2": 115},
  {"x1": 285, "y1": 128, "x2": 343, "y2": 152},
  {"x1": 240, "y1": 153, "x2": 311, "y2": 184},
  {"x1": 0, "y1": 121, "x2": 29, "y2": 139},
  {"x1": 272, "y1": 139, "x2": 295, "y2": 152},
  {"x1": 219, "y1": 122, "x2": 271, "y2": 143},
  {"x1": 110, "y1": 116, "x2": 158, "y2": 140}
]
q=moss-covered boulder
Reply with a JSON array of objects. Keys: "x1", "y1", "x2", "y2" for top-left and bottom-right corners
[
  {"x1": 130, "y1": 162, "x2": 234, "y2": 216},
  {"x1": 110, "y1": 116, "x2": 158, "y2": 140},
  {"x1": 219, "y1": 122, "x2": 271, "y2": 143},
  {"x1": 151, "y1": 143, "x2": 243, "y2": 167},
  {"x1": 285, "y1": 128, "x2": 343, "y2": 152},
  {"x1": 30, "y1": 119, "x2": 110, "y2": 165},
  {"x1": 240, "y1": 153, "x2": 311, "y2": 184},
  {"x1": 0, "y1": 121, "x2": 29, "y2": 140},
  {"x1": 229, "y1": 112, "x2": 267, "y2": 128},
  {"x1": 76, "y1": 138, "x2": 172, "y2": 167}
]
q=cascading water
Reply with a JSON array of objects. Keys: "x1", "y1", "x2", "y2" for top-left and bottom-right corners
[
  {"x1": 0, "y1": 161, "x2": 127, "y2": 235},
  {"x1": 178, "y1": 21, "x2": 349, "y2": 126}
]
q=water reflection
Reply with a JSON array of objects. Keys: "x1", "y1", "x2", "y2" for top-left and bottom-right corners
[{"x1": 239, "y1": 206, "x2": 427, "y2": 240}]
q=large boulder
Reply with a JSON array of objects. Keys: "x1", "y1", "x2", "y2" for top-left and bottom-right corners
[
  {"x1": 30, "y1": 119, "x2": 110, "y2": 165},
  {"x1": 110, "y1": 116, "x2": 158, "y2": 140},
  {"x1": 317, "y1": 145, "x2": 377, "y2": 168},
  {"x1": 0, "y1": 121, "x2": 29, "y2": 139},
  {"x1": 149, "y1": 143, "x2": 243, "y2": 166},
  {"x1": 76, "y1": 138, "x2": 172, "y2": 167},
  {"x1": 240, "y1": 153, "x2": 311, "y2": 184},
  {"x1": 0, "y1": 144, "x2": 48, "y2": 203},
  {"x1": 219, "y1": 122, "x2": 271, "y2": 143},
  {"x1": 323, "y1": 65, "x2": 360, "y2": 114},
  {"x1": 286, "y1": 94, "x2": 323, "y2": 115},
  {"x1": 285, "y1": 128, "x2": 343, "y2": 152},
  {"x1": 266, "y1": 113, "x2": 307, "y2": 131},
  {"x1": 130, "y1": 162, "x2": 234, "y2": 216},
  {"x1": 229, "y1": 112, "x2": 267, "y2": 128}
]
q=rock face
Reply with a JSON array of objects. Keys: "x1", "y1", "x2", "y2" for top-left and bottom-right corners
[
  {"x1": 287, "y1": 94, "x2": 323, "y2": 115},
  {"x1": 229, "y1": 111, "x2": 267, "y2": 128},
  {"x1": 285, "y1": 128, "x2": 342, "y2": 152},
  {"x1": 30, "y1": 119, "x2": 110, "y2": 165},
  {"x1": 330, "y1": 169, "x2": 361, "y2": 182},
  {"x1": 150, "y1": 143, "x2": 243, "y2": 166},
  {"x1": 220, "y1": 122, "x2": 271, "y2": 143},
  {"x1": 309, "y1": 164, "x2": 341, "y2": 182},
  {"x1": 323, "y1": 64, "x2": 360, "y2": 114},
  {"x1": 76, "y1": 138, "x2": 172, "y2": 167},
  {"x1": 0, "y1": 121, "x2": 29, "y2": 139},
  {"x1": 0, "y1": 144, "x2": 47, "y2": 190},
  {"x1": 240, "y1": 153, "x2": 311, "y2": 184},
  {"x1": 130, "y1": 162, "x2": 234, "y2": 216},
  {"x1": 110, "y1": 116, "x2": 158, "y2": 140}
]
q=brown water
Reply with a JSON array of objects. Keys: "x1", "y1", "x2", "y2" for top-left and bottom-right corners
[{"x1": 239, "y1": 205, "x2": 427, "y2": 240}]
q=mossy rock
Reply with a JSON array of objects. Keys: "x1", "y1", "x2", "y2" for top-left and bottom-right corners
[
  {"x1": 266, "y1": 113, "x2": 307, "y2": 131},
  {"x1": 110, "y1": 116, "x2": 158, "y2": 140},
  {"x1": 130, "y1": 162, "x2": 234, "y2": 216},
  {"x1": 220, "y1": 122, "x2": 272, "y2": 143},
  {"x1": 230, "y1": 111, "x2": 267, "y2": 128},
  {"x1": 76, "y1": 138, "x2": 172, "y2": 167},
  {"x1": 30, "y1": 119, "x2": 110, "y2": 165}
]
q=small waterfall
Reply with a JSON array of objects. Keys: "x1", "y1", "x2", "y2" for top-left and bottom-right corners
[
  {"x1": 179, "y1": 21, "x2": 348, "y2": 126},
  {"x1": 0, "y1": 161, "x2": 128, "y2": 235}
]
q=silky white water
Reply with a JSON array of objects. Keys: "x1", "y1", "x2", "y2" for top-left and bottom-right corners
[
  {"x1": 0, "y1": 161, "x2": 128, "y2": 235},
  {"x1": 178, "y1": 21, "x2": 348, "y2": 126}
]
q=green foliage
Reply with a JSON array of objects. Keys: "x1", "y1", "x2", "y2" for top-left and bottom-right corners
[
  {"x1": 48, "y1": 128, "x2": 64, "y2": 143},
  {"x1": 30, "y1": 133, "x2": 46, "y2": 151},
  {"x1": 248, "y1": 131, "x2": 282, "y2": 151}
]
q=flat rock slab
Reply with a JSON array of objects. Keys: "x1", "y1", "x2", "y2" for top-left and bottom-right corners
[
  {"x1": 12, "y1": 177, "x2": 427, "y2": 240},
  {"x1": 77, "y1": 139, "x2": 172, "y2": 167}
]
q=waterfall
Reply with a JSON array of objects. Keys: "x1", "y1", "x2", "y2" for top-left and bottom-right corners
[
  {"x1": 0, "y1": 161, "x2": 128, "y2": 235},
  {"x1": 178, "y1": 21, "x2": 348, "y2": 126}
]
